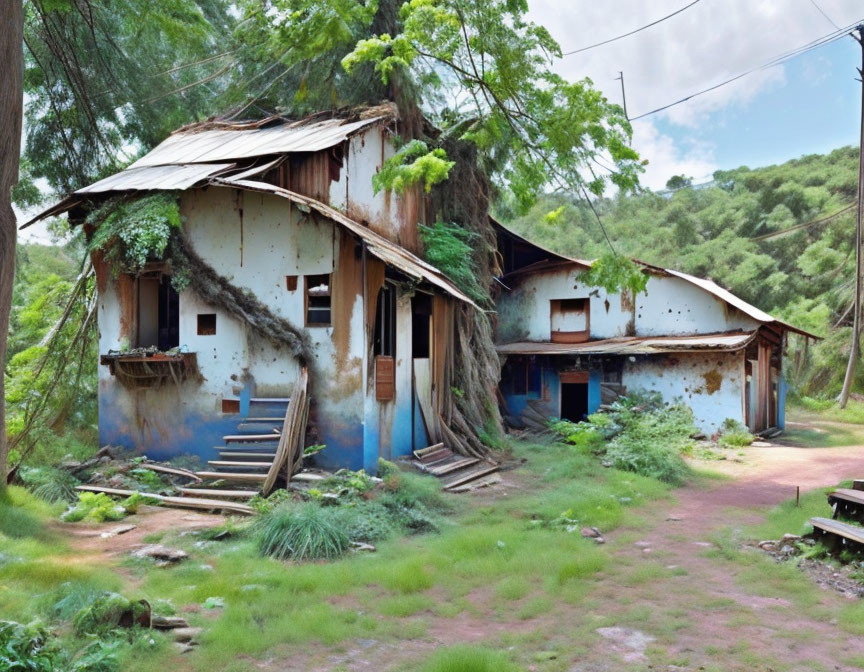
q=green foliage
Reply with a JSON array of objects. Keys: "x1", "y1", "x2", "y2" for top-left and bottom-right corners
[
  {"x1": 0, "y1": 620, "x2": 57, "y2": 672},
  {"x1": 417, "y1": 645, "x2": 523, "y2": 672},
  {"x1": 579, "y1": 253, "x2": 649, "y2": 297},
  {"x1": 373, "y1": 139, "x2": 455, "y2": 194},
  {"x1": 419, "y1": 221, "x2": 486, "y2": 304},
  {"x1": 248, "y1": 0, "x2": 641, "y2": 211},
  {"x1": 61, "y1": 492, "x2": 127, "y2": 523},
  {"x1": 256, "y1": 503, "x2": 351, "y2": 561},
  {"x1": 87, "y1": 194, "x2": 183, "y2": 276},
  {"x1": 717, "y1": 419, "x2": 755, "y2": 448},
  {"x1": 72, "y1": 592, "x2": 146, "y2": 636},
  {"x1": 552, "y1": 392, "x2": 695, "y2": 485},
  {"x1": 19, "y1": 468, "x2": 80, "y2": 504}
]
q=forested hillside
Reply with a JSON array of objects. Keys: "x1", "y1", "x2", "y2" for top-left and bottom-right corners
[{"x1": 502, "y1": 146, "x2": 860, "y2": 397}]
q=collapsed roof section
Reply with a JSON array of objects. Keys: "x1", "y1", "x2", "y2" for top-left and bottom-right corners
[{"x1": 491, "y1": 218, "x2": 817, "y2": 340}]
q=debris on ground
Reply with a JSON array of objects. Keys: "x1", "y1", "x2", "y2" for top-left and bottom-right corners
[{"x1": 132, "y1": 544, "x2": 189, "y2": 566}]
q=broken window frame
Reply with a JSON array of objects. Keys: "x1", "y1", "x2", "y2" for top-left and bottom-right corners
[
  {"x1": 305, "y1": 273, "x2": 332, "y2": 327},
  {"x1": 550, "y1": 297, "x2": 590, "y2": 344}
]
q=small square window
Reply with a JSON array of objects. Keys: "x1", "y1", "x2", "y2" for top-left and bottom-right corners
[
  {"x1": 197, "y1": 313, "x2": 217, "y2": 335},
  {"x1": 285, "y1": 275, "x2": 298, "y2": 291},
  {"x1": 305, "y1": 274, "x2": 331, "y2": 326}
]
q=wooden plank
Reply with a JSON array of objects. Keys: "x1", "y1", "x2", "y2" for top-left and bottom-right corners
[
  {"x1": 830, "y1": 488, "x2": 864, "y2": 506},
  {"x1": 853, "y1": 480, "x2": 864, "y2": 492},
  {"x1": 218, "y1": 452, "x2": 277, "y2": 460},
  {"x1": 244, "y1": 417, "x2": 284, "y2": 422},
  {"x1": 137, "y1": 463, "x2": 202, "y2": 483},
  {"x1": 413, "y1": 442, "x2": 445, "y2": 459},
  {"x1": 195, "y1": 471, "x2": 267, "y2": 482},
  {"x1": 427, "y1": 457, "x2": 480, "y2": 476},
  {"x1": 223, "y1": 433, "x2": 280, "y2": 442},
  {"x1": 177, "y1": 488, "x2": 258, "y2": 499},
  {"x1": 291, "y1": 472, "x2": 325, "y2": 482},
  {"x1": 264, "y1": 369, "x2": 308, "y2": 496},
  {"x1": 75, "y1": 485, "x2": 255, "y2": 515},
  {"x1": 419, "y1": 448, "x2": 452, "y2": 464},
  {"x1": 375, "y1": 356, "x2": 395, "y2": 401},
  {"x1": 207, "y1": 460, "x2": 272, "y2": 469},
  {"x1": 448, "y1": 473, "x2": 503, "y2": 493},
  {"x1": 811, "y1": 516, "x2": 864, "y2": 545},
  {"x1": 443, "y1": 464, "x2": 500, "y2": 491}
]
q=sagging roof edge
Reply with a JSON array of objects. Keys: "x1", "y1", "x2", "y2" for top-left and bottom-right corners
[
  {"x1": 209, "y1": 178, "x2": 477, "y2": 308},
  {"x1": 496, "y1": 330, "x2": 760, "y2": 356},
  {"x1": 491, "y1": 217, "x2": 819, "y2": 341}
]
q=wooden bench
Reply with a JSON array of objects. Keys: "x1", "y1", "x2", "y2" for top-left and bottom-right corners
[
  {"x1": 810, "y1": 516, "x2": 864, "y2": 551},
  {"x1": 827, "y1": 488, "x2": 864, "y2": 523}
]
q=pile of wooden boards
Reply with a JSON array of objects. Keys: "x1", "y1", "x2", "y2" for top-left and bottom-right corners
[{"x1": 412, "y1": 443, "x2": 501, "y2": 492}]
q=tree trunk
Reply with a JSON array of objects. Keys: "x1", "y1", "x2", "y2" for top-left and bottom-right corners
[{"x1": 0, "y1": 0, "x2": 24, "y2": 495}]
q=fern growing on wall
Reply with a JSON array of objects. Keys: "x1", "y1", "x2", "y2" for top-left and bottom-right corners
[{"x1": 419, "y1": 221, "x2": 486, "y2": 305}]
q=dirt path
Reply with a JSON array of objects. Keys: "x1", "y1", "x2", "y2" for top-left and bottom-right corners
[{"x1": 574, "y1": 438, "x2": 864, "y2": 671}]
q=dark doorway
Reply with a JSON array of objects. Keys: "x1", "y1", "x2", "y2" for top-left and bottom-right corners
[
  {"x1": 138, "y1": 275, "x2": 179, "y2": 351},
  {"x1": 411, "y1": 292, "x2": 431, "y2": 358},
  {"x1": 560, "y1": 383, "x2": 588, "y2": 422}
]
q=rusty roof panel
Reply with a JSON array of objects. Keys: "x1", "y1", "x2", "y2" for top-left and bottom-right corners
[
  {"x1": 129, "y1": 117, "x2": 385, "y2": 168},
  {"x1": 496, "y1": 331, "x2": 757, "y2": 356},
  {"x1": 76, "y1": 163, "x2": 235, "y2": 193}
]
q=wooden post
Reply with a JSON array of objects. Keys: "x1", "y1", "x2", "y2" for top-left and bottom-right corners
[{"x1": 839, "y1": 26, "x2": 864, "y2": 408}]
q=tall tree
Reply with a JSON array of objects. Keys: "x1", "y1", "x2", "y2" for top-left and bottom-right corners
[{"x1": 1, "y1": 0, "x2": 24, "y2": 493}]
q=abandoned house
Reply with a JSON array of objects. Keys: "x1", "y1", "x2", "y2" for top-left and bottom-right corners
[
  {"x1": 493, "y1": 221, "x2": 817, "y2": 435},
  {"x1": 23, "y1": 110, "x2": 479, "y2": 474}
]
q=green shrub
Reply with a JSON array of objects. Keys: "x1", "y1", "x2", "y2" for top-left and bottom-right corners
[
  {"x1": 378, "y1": 495, "x2": 440, "y2": 534},
  {"x1": 553, "y1": 391, "x2": 695, "y2": 485},
  {"x1": 0, "y1": 503, "x2": 44, "y2": 539},
  {"x1": 381, "y1": 466, "x2": 451, "y2": 513},
  {"x1": 417, "y1": 645, "x2": 523, "y2": 672},
  {"x1": 335, "y1": 503, "x2": 398, "y2": 543},
  {"x1": 72, "y1": 591, "x2": 148, "y2": 635},
  {"x1": 717, "y1": 418, "x2": 754, "y2": 448},
  {"x1": 256, "y1": 503, "x2": 350, "y2": 561},
  {"x1": 19, "y1": 467, "x2": 80, "y2": 504},
  {"x1": 0, "y1": 620, "x2": 58, "y2": 672},
  {"x1": 118, "y1": 492, "x2": 159, "y2": 514},
  {"x1": 62, "y1": 492, "x2": 127, "y2": 523},
  {"x1": 126, "y1": 468, "x2": 169, "y2": 493}
]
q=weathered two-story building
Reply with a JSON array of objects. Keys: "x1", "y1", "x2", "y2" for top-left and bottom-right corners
[
  {"x1": 493, "y1": 221, "x2": 816, "y2": 435},
  {"x1": 24, "y1": 109, "x2": 475, "y2": 474}
]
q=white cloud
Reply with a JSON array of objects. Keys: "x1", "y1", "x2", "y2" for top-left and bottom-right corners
[{"x1": 527, "y1": 0, "x2": 862, "y2": 188}]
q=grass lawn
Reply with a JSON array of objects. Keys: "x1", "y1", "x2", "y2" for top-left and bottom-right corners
[{"x1": 0, "y1": 439, "x2": 672, "y2": 671}]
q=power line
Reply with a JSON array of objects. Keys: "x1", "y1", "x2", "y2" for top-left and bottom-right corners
[
  {"x1": 808, "y1": 0, "x2": 841, "y2": 31},
  {"x1": 750, "y1": 203, "x2": 855, "y2": 241},
  {"x1": 630, "y1": 20, "x2": 863, "y2": 120},
  {"x1": 562, "y1": 0, "x2": 703, "y2": 56}
]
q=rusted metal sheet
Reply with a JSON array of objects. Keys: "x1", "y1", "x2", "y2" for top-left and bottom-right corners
[
  {"x1": 559, "y1": 370, "x2": 589, "y2": 384},
  {"x1": 77, "y1": 163, "x2": 235, "y2": 193},
  {"x1": 496, "y1": 331, "x2": 758, "y2": 355},
  {"x1": 211, "y1": 178, "x2": 477, "y2": 307},
  {"x1": 129, "y1": 117, "x2": 385, "y2": 168}
]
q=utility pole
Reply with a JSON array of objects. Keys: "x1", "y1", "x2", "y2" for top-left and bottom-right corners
[
  {"x1": 615, "y1": 71, "x2": 629, "y2": 120},
  {"x1": 839, "y1": 25, "x2": 864, "y2": 408}
]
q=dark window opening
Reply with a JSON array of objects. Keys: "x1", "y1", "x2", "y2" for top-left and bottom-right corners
[
  {"x1": 527, "y1": 359, "x2": 543, "y2": 399},
  {"x1": 374, "y1": 284, "x2": 397, "y2": 357},
  {"x1": 138, "y1": 275, "x2": 179, "y2": 351},
  {"x1": 411, "y1": 292, "x2": 431, "y2": 358},
  {"x1": 305, "y1": 274, "x2": 331, "y2": 326},
  {"x1": 502, "y1": 358, "x2": 528, "y2": 396},
  {"x1": 285, "y1": 275, "x2": 298, "y2": 291},
  {"x1": 197, "y1": 313, "x2": 216, "y2": 335},
  {"x1": 560, "y1": 383, "x2": 589, "y2": 422},
  {"x1": 602, "y1": 358, "x2": 623, "y2": 384},
  {"x1": 550, "y1": 297, "x2": 590, "y2": 344}
]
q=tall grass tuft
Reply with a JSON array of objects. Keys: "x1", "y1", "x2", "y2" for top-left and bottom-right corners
[
  {"x1": 417, "y1": 645, "x2": 524, "y2": 672},
  {"x1": 256, "y1": 503, "x2": 350, "y2": 561}
]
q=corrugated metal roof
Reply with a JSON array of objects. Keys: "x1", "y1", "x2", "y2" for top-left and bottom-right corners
[
  {"x1": 77, "y1": 163, "x2": 235, "y2": 193},
  {"x1": 210, "y1": 178, "x2": 478, "y2": 308},
  {"x1": 496, "y1": 331, "x2": 757, "y2": 356},
  {"x1": 129, "y1": 116, "x2": 384, "y2": 168}
]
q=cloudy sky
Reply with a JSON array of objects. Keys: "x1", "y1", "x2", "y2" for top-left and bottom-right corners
[{"x1": 528, "y1": 0, "x2": 864, "y2": 189}]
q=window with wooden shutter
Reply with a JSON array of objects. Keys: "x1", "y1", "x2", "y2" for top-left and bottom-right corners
[{"x1": 305, "y1": 274, "x2": 331, "y2": 326}]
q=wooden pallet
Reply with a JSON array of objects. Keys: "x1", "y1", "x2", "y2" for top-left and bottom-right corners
[
  {"x1": 411, "y1": 443, "x2": 500, "y2": 494},
  {"x1": 76, "y1": 485, "x2": 255, "y2": 515}
]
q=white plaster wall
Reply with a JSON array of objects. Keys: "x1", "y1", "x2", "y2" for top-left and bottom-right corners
[
  {"x1": 497, "y1": 266, "x2": 763, "y2": 343},
  {"x1": 622, "y1": 351, "x2": 746, "y2": 433}
]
